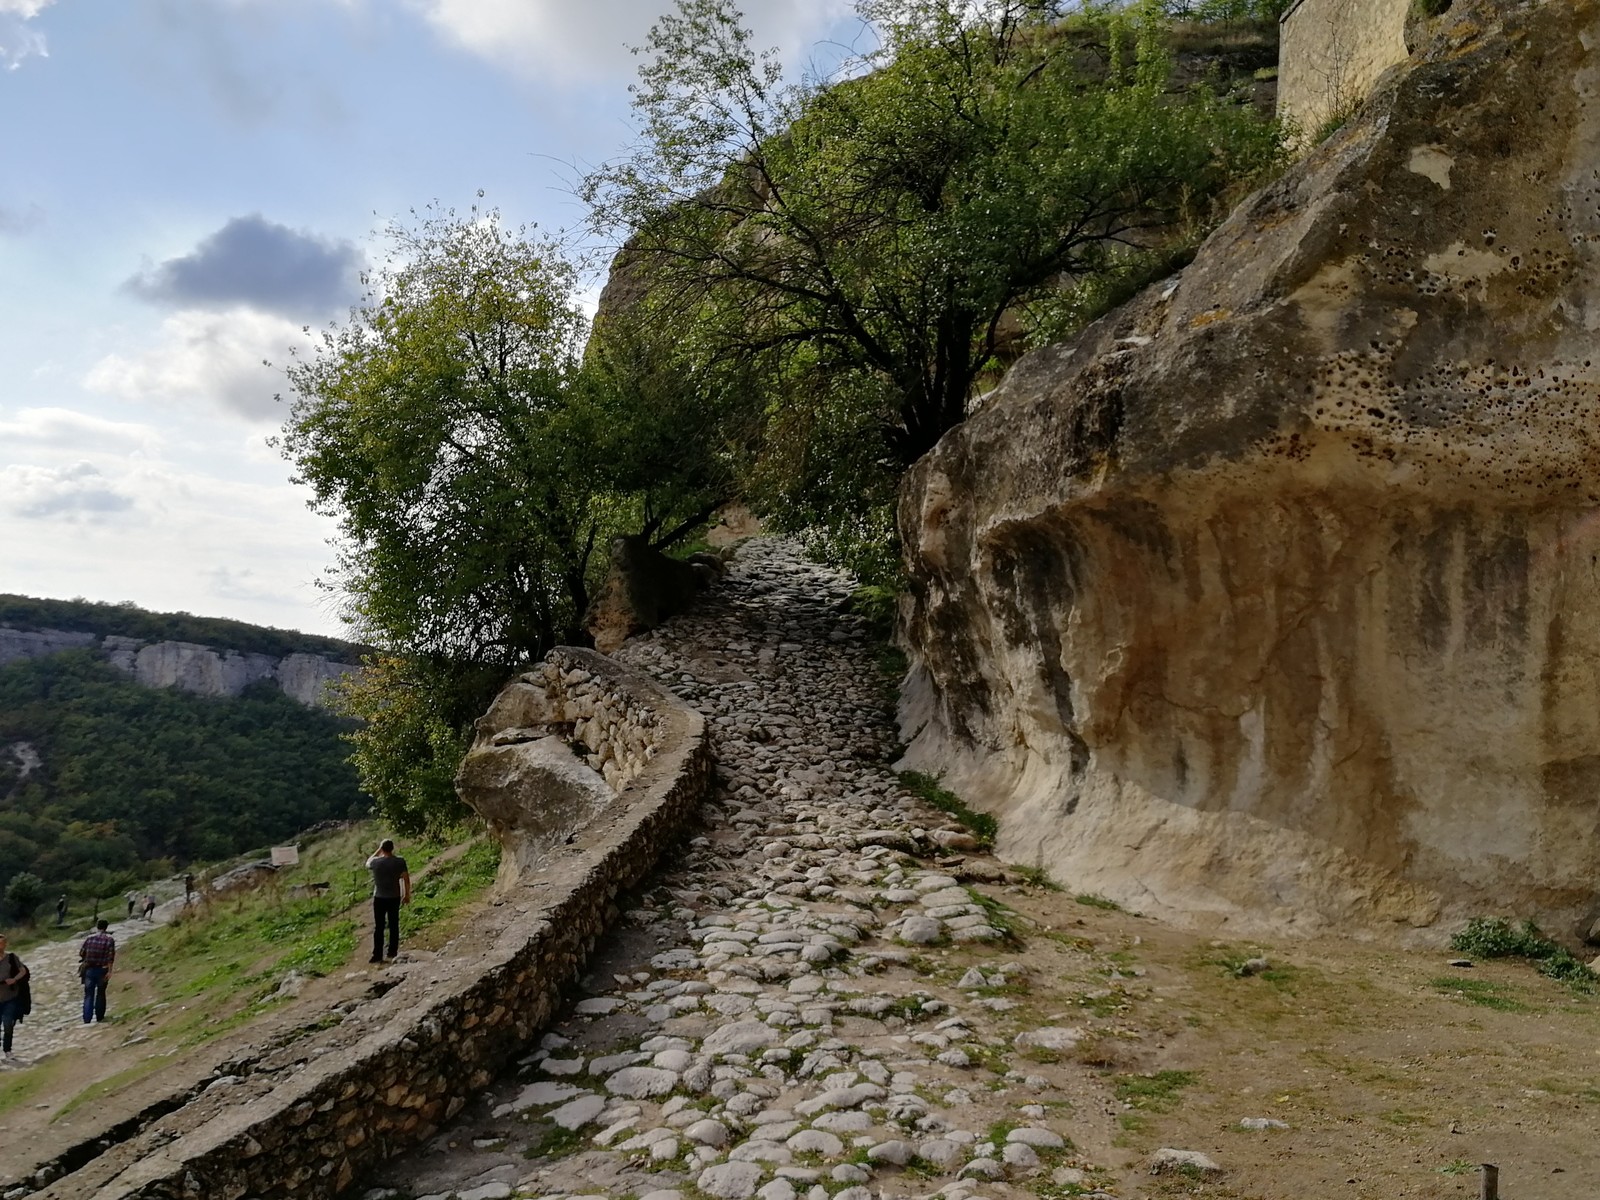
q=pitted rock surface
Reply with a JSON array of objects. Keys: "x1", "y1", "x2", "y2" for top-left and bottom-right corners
[{"x1": 361, "y1": 539, "x2": 1103, "y2": 1200}]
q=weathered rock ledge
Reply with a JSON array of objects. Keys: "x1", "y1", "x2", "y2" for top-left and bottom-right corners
[
  {"x1": 24, "y1": 649, "x2": 710, "y2": 1200},
  {"x1": 899, "y1": 0, "x2": 1600, "y2": 936}
]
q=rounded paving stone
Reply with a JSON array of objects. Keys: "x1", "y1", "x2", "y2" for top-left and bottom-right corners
[
  {"x1": 698, "y1": 1162, "x2": 767, "y2": 1200},
  {"x1": 605, "y1": 1067, "x2": 679, "y2": 1098}
]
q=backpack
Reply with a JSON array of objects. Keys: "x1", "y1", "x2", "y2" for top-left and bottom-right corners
[{"x1": 7, "y1": 953, "x2": 28, "y2": 1021}]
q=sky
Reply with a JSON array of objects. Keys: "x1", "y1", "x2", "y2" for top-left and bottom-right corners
[{"x1": 0, "y1": 0, "x2": 859, "y2": 638}]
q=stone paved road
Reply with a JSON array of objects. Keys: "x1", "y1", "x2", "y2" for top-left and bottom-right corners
[
  {"x1": 1, "y1": 901, "x2": 180, "y2": 1069},
  {"x1": 362, "y1": 538, "x2": 1114, "y2": 1200}
]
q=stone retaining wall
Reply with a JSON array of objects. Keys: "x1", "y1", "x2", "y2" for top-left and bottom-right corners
[{"x1": 36, "y1": 648, "x2": 710, "y2": 1200}]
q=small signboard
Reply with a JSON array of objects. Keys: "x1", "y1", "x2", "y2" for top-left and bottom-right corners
[{"x1": 270, "y1": 845, "x2": 300, "y2": 867}]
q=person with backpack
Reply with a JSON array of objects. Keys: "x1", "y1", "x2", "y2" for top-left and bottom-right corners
[{"x1": 0, "y1": 932, "x2": 31, "y2": 1062}]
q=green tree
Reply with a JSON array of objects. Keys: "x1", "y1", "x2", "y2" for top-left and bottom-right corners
[
  {"x1": 5, "y1": 871, "x2": 46, "y2": 923},
  {"x1": 585, "y1": 0, "x2": 1283, "y2": 467},
  {"x1": 279, "y1": 207, "x2": 740, "y2": 827}
]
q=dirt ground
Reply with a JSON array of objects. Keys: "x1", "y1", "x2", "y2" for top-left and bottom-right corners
[
  {"x1": 5, "y1": 872, "x2": 1597, "y2": 1199},
  {"x1": 982, "y1": 887, "x2": 1600, "y2": 1200}
]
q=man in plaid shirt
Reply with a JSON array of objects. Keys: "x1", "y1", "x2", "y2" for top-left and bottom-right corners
[{"x1": 78, "y1": 920, "x2": 115, "y2": 1024}]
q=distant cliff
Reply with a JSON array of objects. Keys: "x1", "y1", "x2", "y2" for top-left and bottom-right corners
[{"x1": 0, "y1": 598, "x2": 362, "y2": 709}]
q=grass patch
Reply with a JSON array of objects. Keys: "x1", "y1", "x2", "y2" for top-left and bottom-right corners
[
  {"x1": 523, "y1": 1122, "x2": 587, "y2": 1160},
  {"x1": 0, "y1": 1053, "x2": 65, "y2": 1116},
  {"x1": 967, "y1": 890, "x2": 1023, "y2": 945},
  {"x1": 1451, "y1": 918, "x2": 1598, "y2": 994},
  {"x1": 115, "y1": 824, "x2": 499, "y2": 1055},
  {"x1": 1429, "y1": 975, "x2": 1528, "y2": 1013},
  {"x1": 1075, "y1": 893, "x2": 1122, "y2": 911},
  {"x1": 1016, "y1": 865, "x2": 1062, "y2": 891},
  {"x1": 1072, "y1": 988, "x2": 1133, "y2": 1018},
  {"x1": 1115, "y1": 1070, "x2": 1196, "y2": 1113},
  {"x1": 1212, "y1": 949, "x2": 1298, "y2": 988},
  {"x1": 897, "y1": 771, "x2": 997, "y2": 848}
]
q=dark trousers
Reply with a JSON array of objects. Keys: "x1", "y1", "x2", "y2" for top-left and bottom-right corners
[
  {"x1": 0, "y1": 997, "x2": 18, "y2": 1052},
  {"x1": 82, "y1": 967, "x2": 108, "y2": 1023},
  {"x1": 372, "y1": 897, "x2": 401, "y2": 960}
]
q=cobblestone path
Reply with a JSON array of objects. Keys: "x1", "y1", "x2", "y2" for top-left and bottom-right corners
[{"x1": 363, "y1": 538, "x2": 1113, "y2": 1200}]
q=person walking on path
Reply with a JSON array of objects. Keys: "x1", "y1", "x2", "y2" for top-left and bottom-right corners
[
  {"x1": 55, "y1": 895, "x2": 66, "y2": 927},
  {"x1": 140, "y1": 894, "x2": 155, "y2": 921},
  {"x1": 0, "y1": 934, "x2": 29, "y2": 1062},
  {"x1": 364, "y1": 839, "x2": 410, "y2": 964},
  {"x1": 183, "y1": 874, "x2": 195, "y2": 904},
  {"x1": 78, "y1": 920, "x2": 115, "y2": 1024},
  {"x1": 125, "y1": 891, "x2": 136, "y2": 918}
]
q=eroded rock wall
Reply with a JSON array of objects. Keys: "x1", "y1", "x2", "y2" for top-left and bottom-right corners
[{"x1": 899, "y1": 0, "x2": 1600, "y2": 936}]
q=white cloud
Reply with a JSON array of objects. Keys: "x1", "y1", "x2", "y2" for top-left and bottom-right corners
[
  {"x1": 0, "y1": 0, "x2": 52, "y2": 70},
  {"x1": 83, "y1": 308, "x2": 310, "y2": 423},
  {"x1": 2, "y1": 451, "x2": 346, "y2": 633},
  {"x1": 0, "y1": 461, "x2": 136, "y2": 521},
  {"x1": 0, "y1": 407, "x2": 160, "y2": 454},
  {"x1": 407, "y1": 0, "x2": 853, "y2": 82}
]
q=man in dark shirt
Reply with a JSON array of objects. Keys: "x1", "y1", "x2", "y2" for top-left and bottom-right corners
[
  {"x1": 79, "y1": 920, "x2": 116, "y2": 1024},
  {"x1": 364, "y1": 839, "x2": 411, "y2": 964}
]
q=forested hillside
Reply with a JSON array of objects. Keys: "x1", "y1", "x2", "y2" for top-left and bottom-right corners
[
  {"x1": 0, "y1": 594, "x2": 362, "y2": 661},
  {"x1": 0, "y1": 651, "x2": 365, "y2": 915}
]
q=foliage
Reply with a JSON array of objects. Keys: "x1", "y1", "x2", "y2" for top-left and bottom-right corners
[
  {"x1": 585, "y1": 0, "x2": 1283, "y2": 577},
  {"x1": 280, "y1": 207, "x2": 598, "y2": 667},
  {"x1": 279, "y1": 206, "x2": 738, "y2": 827},
  {"x1": 0, "y1": 651, "x2": 364, "y2": 900},
  {"x1": 1429, "y1": 976, "x2": 1527, "y2": 1013},
  {"x1": 1450, "y1": 917, "x2": 1598, "y2": 994},
  {"x1": 4, "y1": 871, "x2": 46, "y2": 922},
  {"x1": 1113, "y1": 1069, "x2": 1196, "y2": 1111},
  {"x1": 897, "y1": 770, "x2": 998, "y2": 846},
  {"x1": 329, "y1": 654, "x2": 483, "y2": 835},
  {"x1": 0, "y1": 594, "x2": 360, "y2": 661}
]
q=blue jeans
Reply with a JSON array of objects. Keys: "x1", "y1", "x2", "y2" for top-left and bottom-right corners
[
  {"x1": 0, "y1": 997, "x2": 18, "y2": 1052},
  {"x1": 82, "y1": 966, "x2": 108, "y2": 1023}
]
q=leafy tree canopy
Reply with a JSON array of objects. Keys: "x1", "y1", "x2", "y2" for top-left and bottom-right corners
[
  {"x1": 585, "y1": 0, "x2": 1284, "y2": 469},
  {"x1": 278, "y1": 206, "x2": 745, "y2": 828}
]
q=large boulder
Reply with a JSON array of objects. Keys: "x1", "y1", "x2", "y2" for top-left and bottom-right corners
[
  {"x1": 456, "y1": 735, "x2": 619, "y2": 887},
  {"x1": 899, "y1": 0, "x2": 1600, "y2": 935}
]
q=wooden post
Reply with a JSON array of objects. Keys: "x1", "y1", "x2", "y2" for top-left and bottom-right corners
[{"x1": 1480, "y1": 1163, "x2": 1499, "y2": 1200}]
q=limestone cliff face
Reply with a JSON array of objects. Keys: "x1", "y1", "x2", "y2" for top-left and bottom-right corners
[
  {"x1": 0, "y1": 627, "x2": 357, "y2": 708},
  {"x1": 0, "y1": 627, "x2": 96, "y2": 666},
  {"x1": 899, "y1": 0, "x2": 1600, "y2": 936}
]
